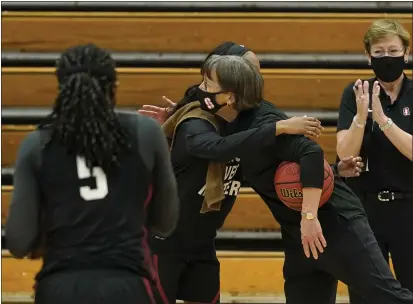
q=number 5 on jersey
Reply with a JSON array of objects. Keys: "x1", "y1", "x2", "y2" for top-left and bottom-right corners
[{"x1": 76, "y1": 156, "x2": 109, "y2": 201}]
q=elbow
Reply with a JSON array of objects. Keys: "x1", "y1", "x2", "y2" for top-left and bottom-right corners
[
  {"x1": 304, "y1": 142, "x2": 324, "y2": 160},
  {"x1": 151, "y1": 216, "x2": 177, "y2": 239},
  {"x1": 6, "y1": 235, "x2": 31, "y2": 259},
  {"x1": 149, "y1": 197, "x2": 179, "y2": 239},
  {"x1": 154, "y1": 219, "x2": 177, "y2": 239}
]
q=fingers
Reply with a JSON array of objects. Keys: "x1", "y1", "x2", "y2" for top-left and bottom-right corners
[
  {"x1": 307, "y1": 121, "x2": 324, "y2": 130},
  {"x1": 302, "y1": 116, "x2": 321, "y2": 124},
  {"x1": 353, "y1": 79, "x2": 363, "y2": 97},
  {"x1": 302, "y1": 236, "x2": 326, "y2": 260},
  {"x1": 341, "y1": 155, "x2": 353, "y2": 162},
  {"x1": 309, "y1": 242, "x2": 319, "y2": 260},
  {"x1": 141, "y1": 105, "x2": 164, "y2": 112},
  {"x1": 372, "y1": 81, "x2": 380, "y2": 97},
  {"x1": 314, "y1": 238, "x2": 324, "y2": 254},
  {"x1": 305, "y1": 126, "x2": 322, "y2": 137},
  {"x1": 137, "y1": 110, "x2": 159, "y2": 119},
  {"x1": 302, "y1": 239, "x2": 311, "y2": 258},
  {"x1": 162, "y1": 96, "x2": 177, "y2": 107},
  {"x1": 353, "y1": 79, "x2": 362, "y2": 91},
  {"x1": 305, "y1": 131, "x2": 319, "y2": 138},
  {"x1": 302, "y1": 230, "x2": 327, "y2": 260},
  {"x1": 319, "y1": 233, "x2": 327, "y2": 248},
  {"x1": 363, "y1": 80, "x2": 370, "y2": 97}
]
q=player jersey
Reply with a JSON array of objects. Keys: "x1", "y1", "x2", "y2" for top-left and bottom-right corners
[{"x1": 35, "y1": 114, "x2": 154, "y2": 281}]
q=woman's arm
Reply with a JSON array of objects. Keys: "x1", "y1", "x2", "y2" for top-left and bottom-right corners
[{"x1": 5, "y1": 132, "x2": 42, "y2": 258}]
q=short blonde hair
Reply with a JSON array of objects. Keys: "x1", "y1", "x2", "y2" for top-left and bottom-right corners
[{"x1": 364, "y1": 19, "x2": 410, "y2": 52}]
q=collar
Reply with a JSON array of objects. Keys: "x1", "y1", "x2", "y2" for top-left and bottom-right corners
[{"x1": 371, "y1": 74, "x2": 412, "y2": 101}]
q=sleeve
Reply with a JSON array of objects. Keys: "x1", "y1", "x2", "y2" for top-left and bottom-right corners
[
  {"x1": 337, "y1": 82, "x2": 358, "y2": 132},
  {"x1": 249, "y1": 108, "x2": 325, "y2": 189},
  {"x1": 5, "y1": 132, "x2": 42, "y2": 258},
  {"x1": 182, "y1": 118, "x2": 277, "y2": 162},
  {"x1": 143, "y1": 118, "x2": 179, "y2": 239},
  {"x1": 271, "y1": 135, "x2": 325, "y2": 189}
]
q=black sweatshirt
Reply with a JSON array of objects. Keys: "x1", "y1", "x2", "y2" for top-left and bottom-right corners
[
  {"x1": 150, "y1": 116, "x2": 279, "y2": 258},
  {"x1": 233, "y1": 101, "x2": 366, "y2": 246}
]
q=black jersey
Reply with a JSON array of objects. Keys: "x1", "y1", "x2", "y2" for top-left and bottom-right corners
[{"x1": 5, "y1": 113, "x2": 179, "y2": 282}]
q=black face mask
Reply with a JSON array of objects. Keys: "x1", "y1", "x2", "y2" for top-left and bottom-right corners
[
  {"x1": 196, "y1": 87, "x2": 226, "y2": 114},
  {"x1": 371, "y1": 55, "x2": 405, "y2": 83}
]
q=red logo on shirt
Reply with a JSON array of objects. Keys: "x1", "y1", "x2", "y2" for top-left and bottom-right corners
[{"x1": 403, "y1": 107, "x2": 410, "y2": 116}]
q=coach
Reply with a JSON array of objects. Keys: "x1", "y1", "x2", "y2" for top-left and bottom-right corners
[{"x1": 336, "y1": 19, "x2": 412, "y2": 303}]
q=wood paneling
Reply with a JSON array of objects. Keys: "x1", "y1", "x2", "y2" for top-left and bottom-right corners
[
  {"x1": 1, "y1": 250, "x2": 362, "y2": 296},
  {"x1": 6, "y1": 68, "x2": 411, "y2": 111},
  {"x1": 224, "y1": 193, "x2": 279, "y2": 230},
  {"x1": 2, "y1": 12, "x2": 412, "y2": 53},
  {"x1": 2, "y1": 188, "x2": 12, "y2": 225},
  {"x1": 1, "y1": 126, "x2": 337, "y2": 168},
  {"x1": 2, "y1": 186, "x2": 280, "y2": 230}
]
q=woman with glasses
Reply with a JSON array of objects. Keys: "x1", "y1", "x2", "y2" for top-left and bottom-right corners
[{"x1": 336, "y1": 19, "x2": 412, "y2": 303}]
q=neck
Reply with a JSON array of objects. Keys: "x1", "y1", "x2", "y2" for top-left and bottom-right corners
[
  {"x1": 216, "y1": 105, "x2": 239, "y2": 122},
  {"x1": 217, "y1": 110, "x2": 238, "y2": 122},
  {"x1": 378, "y1": 74, "x2": 404, "y2": 95}
]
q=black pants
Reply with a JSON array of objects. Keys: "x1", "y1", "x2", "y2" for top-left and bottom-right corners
[
  {"x1": 34, "y1": 270, "x2": 162, "y2": 304},
  {"x1": 349, "y1": 197, "x2": 413, "y2": 304},
  {"x1": 153, "y1": 253, "x2": 220, "y2": 304},
  {"x1": 282, "y1": 215, "x2": 412, "y2": 304}
]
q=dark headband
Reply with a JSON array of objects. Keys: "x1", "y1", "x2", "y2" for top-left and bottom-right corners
[{"x1": 226, "y1": 44, "x2": 251, "y2": 56}]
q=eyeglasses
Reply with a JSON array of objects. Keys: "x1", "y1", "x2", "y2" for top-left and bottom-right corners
[{"x1": 370, "y1": 48, "x2": 405, "y2": 58}]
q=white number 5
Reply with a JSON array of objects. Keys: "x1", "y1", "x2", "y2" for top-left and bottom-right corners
[{"x1": 76, "y1": 156, "x2": 108, "y2": 201}]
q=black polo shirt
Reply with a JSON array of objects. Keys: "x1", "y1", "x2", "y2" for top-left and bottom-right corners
[{"x1": 337, "y1": 75, "x2": 413, "y2": 195}]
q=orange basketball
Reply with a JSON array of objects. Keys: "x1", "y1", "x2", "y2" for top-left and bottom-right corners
[{"x1": 274, "y1": 159, "x2": 334, "y2": 211}]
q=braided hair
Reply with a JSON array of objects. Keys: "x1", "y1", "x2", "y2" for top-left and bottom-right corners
[
  {"x1": 42, "y1": 44, "x2": 131, "y2": 172},
  {"x1": 167, "y1": 41, "x2": 251, "y2": 117}
]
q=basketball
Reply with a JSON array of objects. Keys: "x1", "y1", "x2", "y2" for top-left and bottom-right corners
[{"x1": 274, "y1": 159, "x2": 334, "y2": 211}]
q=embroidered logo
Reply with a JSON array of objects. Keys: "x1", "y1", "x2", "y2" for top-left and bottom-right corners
[{"x1": 403, "y1": 107, "x2": 410, "y2": 116}]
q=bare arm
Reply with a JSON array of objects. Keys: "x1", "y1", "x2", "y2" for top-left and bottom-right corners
[
  {"x1": 336, "y1": 81, "x2": 369, "y2": 160},
  {"x1": 5, "y1": 132, "x2": 42, "y2": 258}
]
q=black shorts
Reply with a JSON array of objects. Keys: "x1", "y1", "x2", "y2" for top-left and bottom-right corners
[
  {"x1": 153, "y1": 253, "x2": 221, "y2": 303},
  {"x1": 34, "y1": 270, "x2": 162, "y2": 304}
]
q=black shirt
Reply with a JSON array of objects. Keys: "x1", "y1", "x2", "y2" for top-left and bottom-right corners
[
  {"x1": 5, "y1": 113, "x2": 179, "y2": 281},
  {"x1": 337, "y1": 75, "x2": 413, "y2": 194},
  {"x1": 231, "y1": 101, "x2": 366, "y2": 247},
  {"x1": 150, "y1": 116, "x2": 278, "y2": 258}
]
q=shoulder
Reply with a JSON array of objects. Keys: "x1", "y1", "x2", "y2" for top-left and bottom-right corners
[
  {"x1": 252, "y1": 101, "x2": 288, "y2": 125},
  {"x1": 179, "y1": 117, "x2": 217, "y2": 132},
  {"x1": 16, "y1": 130, "x2": 44, "y2": 167},
  {"x1": 21, "y1": 130, "x2": 43, "y2": 150}
]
